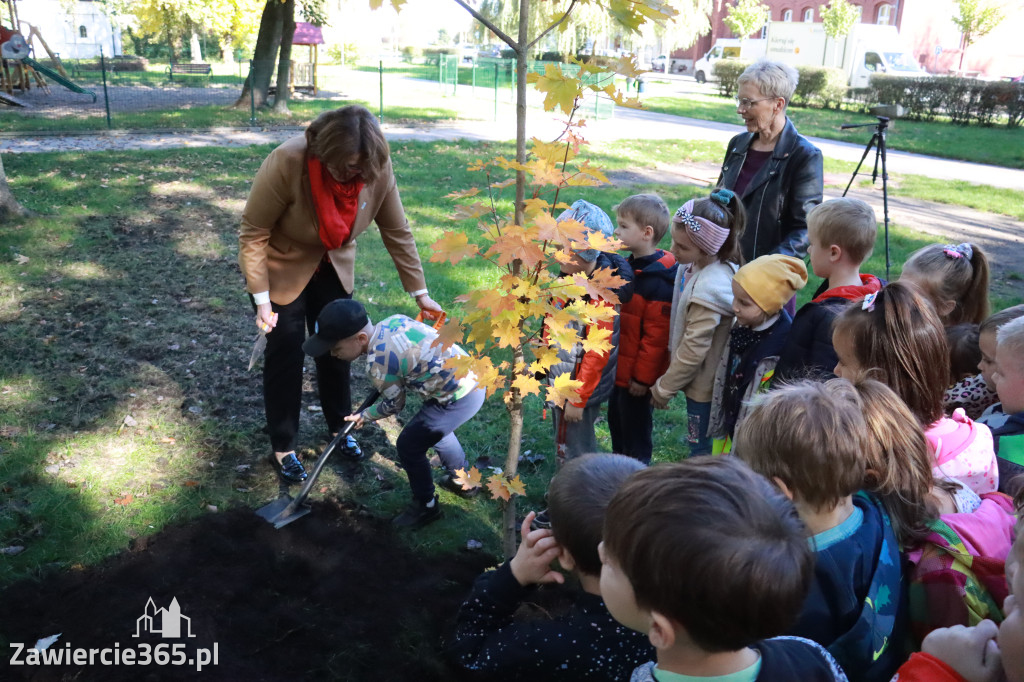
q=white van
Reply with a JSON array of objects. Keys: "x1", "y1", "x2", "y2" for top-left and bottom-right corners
[{"x1": 694, "y1": 39, "x2": 767, "y2": 83}]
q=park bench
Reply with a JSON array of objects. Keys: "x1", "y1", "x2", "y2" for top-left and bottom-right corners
[{"x1": 167, "y1": 63, "x2": 212, "y2": 84}]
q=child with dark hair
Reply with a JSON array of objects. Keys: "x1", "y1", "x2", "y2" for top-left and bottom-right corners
[
  {"x1": 944, "y1": 323, "x2": 997, "y2": 419},
  {"x1": 833, "y1": 281, "x2": 999, "y2": 496},
  {"x1": 651, "y1": 189, "x2": 744, "y2": 456},
  {"x1": 599, "y1": 456, "x2": 848, "y2": 681},
  {"x1": 900, "y1": 242, "x2": 990, "y2": 326},
  {"x1": 609, "y1": 194, "x2": 676, "y2": 463},
  {"x1": 733, "y1": 380, "x2": 906, "y2": 681},
  {"x1": 708, "y1": 254, "x2": 807, "y2": 453},
  {"x1": 447, "y1": 454, "x2": 652, "y2": 680}
]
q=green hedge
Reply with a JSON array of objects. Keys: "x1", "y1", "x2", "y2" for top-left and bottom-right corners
[
  {"x1": 713, "y1": 59, "x2": 750, "y2": 97},
  {"x1": 423, "y1": 47, "x2": 458, "y2": 66},
  {"x1": 792, "y1": 65, "x2": 847, "y2": 109},
  {"x1": 869, "y1": 75, "x2": 1024, "y2": 127}
]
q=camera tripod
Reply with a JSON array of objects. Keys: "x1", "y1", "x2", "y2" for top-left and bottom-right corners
[{"x1": 841, "y1": 116, "x2": 891, "y2": 280}]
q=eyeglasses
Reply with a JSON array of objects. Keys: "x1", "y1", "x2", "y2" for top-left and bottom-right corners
[{"x1": 734, "y1": 96, "x2": 775, "y2": 110}]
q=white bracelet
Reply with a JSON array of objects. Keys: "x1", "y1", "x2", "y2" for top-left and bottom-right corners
[
  {"x1": 409, "y1": 289, "x2": 429, "y2": 299},
  {"x1": 253, "y1": 291, "x2": 271, "y2": 305}
]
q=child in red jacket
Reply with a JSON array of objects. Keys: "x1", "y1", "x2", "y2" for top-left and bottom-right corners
[{"x1": 608, "y1": 194, "x2": 676, "y2": 463}]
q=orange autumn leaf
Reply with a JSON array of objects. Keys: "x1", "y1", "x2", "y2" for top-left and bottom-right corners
[
  {"x1": 453, "y1": 467, "x2": 483, "y2": 490},
  {"x1": 445, "y1": 187, "x2": 481, "y2": 199},
  {"x1": 183, "y1": 480, "x2": 199, "y2": 487},
  {"x1": 430, "y1": 316, "x2": 464, "y2": 351},
  {"x1": 430, "y1": 231, "x2": 479, "y2": 265},
  {"x1": 487, "y1": 476, "x2": 512, "y2": 502},
  {"x1": 114, "y1": 493, "x2": 134, "y2": 506},
  {"x1": 159, "y1": 437, "x2": 176, "y2": 444}
]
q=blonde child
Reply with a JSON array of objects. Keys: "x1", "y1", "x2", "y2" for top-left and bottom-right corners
[
  {"x1": 708, "y1": 254, "x2": 807, "y2": 453},
  {"x1": 900, "y1": 242, "x2": 990, "y2": 327},
  {"x1": 733, "y1": 380, "x2": 906, "y2": 681},
  {"x1": 651, "y1": 188, "x2": 744, "y2": 456},
  {"x1": 977, "y1": 305, "x2": 1024, "y2": 430},
  {"x1": 832, "y1": 281, "x2": 999, "y2": 496}
]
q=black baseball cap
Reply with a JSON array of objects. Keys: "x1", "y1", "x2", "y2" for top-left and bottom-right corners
[{"x1": 302, "y1": 299, "x2": 369, "y2": 357}]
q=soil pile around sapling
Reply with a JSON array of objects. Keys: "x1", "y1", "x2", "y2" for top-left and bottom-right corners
[{"x1": 0, "y1": 501, "x2": 494, "y2": 681}]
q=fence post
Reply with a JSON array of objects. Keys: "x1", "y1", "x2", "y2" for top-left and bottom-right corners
[
  {"x1": 494, "y1": 62, "x2": 498, "y2": 121},
  {"x1": 99, "y1": 48, "x2": 112, "y2": 129},
  {"x1": 249, "y1": 60, "x2": 256, "y2": 125},
  {"x1": 379, "y1": 60, "x2": 384, "y2": 122}
]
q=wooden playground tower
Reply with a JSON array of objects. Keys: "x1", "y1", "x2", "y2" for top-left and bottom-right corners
[{"x1": 1, "y1": 0, "x2": 71, "y2": 97}]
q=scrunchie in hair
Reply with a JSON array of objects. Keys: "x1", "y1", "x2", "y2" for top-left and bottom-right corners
[{"x1": 710, "y1": 188, "x2": 735, "y2": 206}]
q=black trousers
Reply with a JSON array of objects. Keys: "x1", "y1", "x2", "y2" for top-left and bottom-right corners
[
  {"x1": 260, "y1": 261, "x2": 351, "y2": 453},
  {"x1": 608, "y1": 386, "x2": 654, "y2": 464}
]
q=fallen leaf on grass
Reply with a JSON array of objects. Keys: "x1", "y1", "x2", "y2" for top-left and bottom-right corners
[
  {"x1": 183, "y1": 480, "x2": 199, "y2": 487},
  {"x1": 0, "y1": 426, "x2": 23, "y2": 438},
  {"x1": 122, "y1": 415, "x2": 137, "y2": 427},
  {"x1": 206, "y1": 505, "x2": 218, "y2": 513},
  {"x1": 114, "y1": 494, "x2": 134, "y2": 506},
  {"x1": 1, "y1": 546, "x2": 25, "y2": 556},
  {"x1": 159, "y1": 437, "x2": 175, "y2": 444},
  {"x1": 235, "y1": 464, "x2": 251, "y2": 472},
  {"x1": 13, "y1": 254, "x2": 29, "y2": 265}
]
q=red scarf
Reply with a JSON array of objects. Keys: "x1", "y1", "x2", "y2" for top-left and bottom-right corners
[{"x1": 307, "y1": 155, "x2": 364, "y2": 251}]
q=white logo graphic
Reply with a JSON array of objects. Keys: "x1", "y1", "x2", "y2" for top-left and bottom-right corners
[{"x1": 133, "y1": 597, "x2": 196, "y2": 638}]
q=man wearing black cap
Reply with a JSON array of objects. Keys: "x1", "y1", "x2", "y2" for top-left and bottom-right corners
[{"x1": 304, "y1": 299, "x2": 486, "y2": 528}]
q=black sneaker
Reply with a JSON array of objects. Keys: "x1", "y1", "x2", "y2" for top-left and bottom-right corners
[
  {"x1": 392, "y1": 495, "x2": 442, "y2": 528},
  {"x1": 336, "y1": 434, "x2": 366, "y2": 461},
  {"x1": 269, "y1": 452, "x2": 308, "y2": 483},
  {"x1": 439, "y1": 472, "x2": 480, "y2": 499}
]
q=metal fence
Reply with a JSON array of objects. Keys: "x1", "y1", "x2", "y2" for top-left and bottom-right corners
[{"x1": 0, "y1": 53, "x2": 617, "y2": 135}]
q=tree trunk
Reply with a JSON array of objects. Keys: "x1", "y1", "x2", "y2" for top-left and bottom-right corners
[
  {"x1": 271, "y1": 0, "x2": 296, "y2": 114},
  {"x1": 233, "y1": 0, "x2": 285, "y2": 109},
  {"x1": 222, "y1": 35, "x2": 236, "y2": 66},
  {"x1": 0, "y1": 153, "x2": 31, "y2": 223},
  {"x1": 190, "y1": 29, "x2": 203, "y2": 63}
]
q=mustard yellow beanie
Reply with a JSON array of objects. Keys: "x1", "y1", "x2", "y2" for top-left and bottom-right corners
[{"x1": 733, "y1": 255, "x2": 808, "y2": 315}]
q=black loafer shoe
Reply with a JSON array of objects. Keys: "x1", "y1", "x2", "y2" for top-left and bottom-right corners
[
  {"x1": 393, "y1": 495, "x2": 442, "y2": 529},
  {"x1": 334, "y1": 434, "x2": 365, "y2": 461},
  {"x1": 269, "y1": 452, "x2": 307, "y2": 483}
]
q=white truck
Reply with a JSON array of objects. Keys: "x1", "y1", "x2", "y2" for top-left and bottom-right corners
[
  {"x1": 694, "y1": 38, "x2": 767, "y2": 83},
  {"x1": 764, "y1": 22, "x2": 926, "y2": 88}
]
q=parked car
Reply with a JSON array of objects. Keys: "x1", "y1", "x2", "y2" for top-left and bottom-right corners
[
  {"x1": 458, "y1": 44, "x2": 478, "y2": 65},
  {"x1": 651, "y1": 54, "x2": 668, "y2": 72}
]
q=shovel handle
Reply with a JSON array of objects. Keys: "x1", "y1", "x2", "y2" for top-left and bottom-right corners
[{"x1": 281, "y1": 389, "x2": 381, "y2": 516}]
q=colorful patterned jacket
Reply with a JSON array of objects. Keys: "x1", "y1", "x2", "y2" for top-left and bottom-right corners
[{"x1": 361, "y1": 315, "x2": 477, "y2": 421}]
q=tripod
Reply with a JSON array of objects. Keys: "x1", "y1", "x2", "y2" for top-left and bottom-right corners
[{"x1": 841, "y1": 116, "x2": 891, "y2": 280}]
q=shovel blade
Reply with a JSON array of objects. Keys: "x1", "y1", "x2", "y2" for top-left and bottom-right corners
[{"x1": 256, "y1": 496, "x2": 311, "y2": 529}]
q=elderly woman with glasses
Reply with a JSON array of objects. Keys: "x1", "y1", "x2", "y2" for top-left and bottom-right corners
[
  {"x1": 718, "y1": 60, "x2": 823, "y2": 269},
  {"x1": 238, "y1": 104, "x2": 441, "y2": 483}
]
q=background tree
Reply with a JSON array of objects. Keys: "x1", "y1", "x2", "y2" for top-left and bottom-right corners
[
  {"x1": 722, "y1": 0, "x2": 770, "y2": 41},
  {"x1": 951, "y1": 0, "x2": 1006, "y2": 72},
  {"x1": 0, "y1": 154, "x2": 30, "y2": 223},
  {"x1": 819, "y1": 0, "x2": 859, "y2": 65},
  {"x1": 387, "y1": 0, "x2": 674, "y2": 556}
]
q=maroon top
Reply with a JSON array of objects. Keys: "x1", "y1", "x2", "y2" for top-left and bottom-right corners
[{"x1": 733, "y1": 148, "x2": 772, "y2": 197}]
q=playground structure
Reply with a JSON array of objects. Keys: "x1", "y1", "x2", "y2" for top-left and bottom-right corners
[
  {"x1": 1, "y1": 0, "x2": 96, "y2": 105},
  {"x1": 268, "y1": 21, "x2": 323, "y2": 97}
]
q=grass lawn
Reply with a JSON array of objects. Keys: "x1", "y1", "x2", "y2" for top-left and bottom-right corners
[
  {"x1": 1, "y1": 137, "x2": 1021, "y2": 591},
  {"x1": 640, "y1": 92, "x2": 1024, "y2": 170}
]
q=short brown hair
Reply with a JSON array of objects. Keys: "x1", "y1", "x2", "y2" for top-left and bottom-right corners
[
  {"x1": 946, "y1": 323, "x2": 982, "y2": 383},
  {"x1": 547, "y1": 453, "x2": 645, "y2": 576},
  {"x1": 305, "y1": 105, "x2": 391, "y2": 185},
  {"x1": 980, "y1": 304, "x2": 1024, "y2": 336},
  {"x1": 833, "y1": 281, "x2": 949, "y2": 427},
  {"x1": 602, "y1": 457, "x2": 812, "y2": 653},
  {"x1": 615, "y1": 194, "x2": 671, "y2": 245},
  {"x1": 807, "y1": 198, "x2": 877, "y2": 265},
  {"x1": 733, "y1": 380, "x2": 866, "y2": 511}
]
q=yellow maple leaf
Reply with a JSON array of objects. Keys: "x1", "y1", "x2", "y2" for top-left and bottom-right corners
[
  {"x1": 492, "y1": 318, "x2": 523, "y2": 349},
  {"x1": 491, "y1": 177, "x2": 516, "y2": 190},
  {"x1": 487, "y1": 476, "x2": 512, "y2": 502},
  {"x1": 511, "y1": 373, "x2": 542, "y2": 398},
  {"x1": 587, "y1": 267, "x2": 630, "y2": 303},
  {"x1": 547, "y1": 373, "x2": 584, "y2": 407},
  {"x1": 446, "y1": 187, "x2": 480, "y2": 199},
  {"x1": 529, "y1": 346, "x2": 562, "y2": 374},
  {"x1": 453, "y1": 467, "x2": 483, "y2": 490},
  {"x1": 469, "y1": 356, "x2": 504, "y2": 397},
  {"x1": 451, "y1": 201, "x2": 492, "y2": 221},
  {"x1": 523, "y1": 197, "x2": 552, "y2": 218},
  {"x1": 583, "y1": 230, "x2": 623, "y2": 255},
  {"x1": 369, "y1": 0, "x2": 406, "y2": 11},
  {"x1": 532, "y1": 63, "x2": 582, "y2": 115},
  {"x1": 526, "y1": 158, "x2": 566, "y2": 187},
  {"x1": 506, "y1": 475, "x2": 527, "y2": 497},
  {"x1": 581, "y1": 324, "x2": 613, "y2": 355},
  {"x1": 612, "y1": 54, "x2": 646, "y2": 79},
  {"x1": 531, "y1": 137, "x2": 577, "y2": 165},
  {"x1": 430, "y1": 231, "x2": 479, "y2": 265},
  {"x1": 430, "y1": 316, "x2": 464, "y2": 351}
]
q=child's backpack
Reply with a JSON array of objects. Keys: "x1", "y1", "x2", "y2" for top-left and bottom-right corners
[
  {"x1": 906, "y1": 492, "x2": 1016, "y2": 646},
  {"x1": 926, "y1": 408, "x2": 999, "y2": 495}
]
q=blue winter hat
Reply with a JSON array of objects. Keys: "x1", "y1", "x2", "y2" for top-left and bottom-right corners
[{"x1": 556, "y1": 199, "x2": 614, "y2": 263}]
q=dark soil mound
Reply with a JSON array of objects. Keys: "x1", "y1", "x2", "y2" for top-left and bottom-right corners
[{"x1": 0, "y1": 501, "x2": 494, "y2": 681}]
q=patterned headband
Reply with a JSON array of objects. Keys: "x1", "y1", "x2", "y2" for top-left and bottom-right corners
[{"x1": 673, "y1": 199, "x2": 730, "y2": 256}]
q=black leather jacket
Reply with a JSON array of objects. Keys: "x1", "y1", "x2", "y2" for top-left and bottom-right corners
[{"x1": 718, "y1": 117, "x2": 823, "y2": 261}]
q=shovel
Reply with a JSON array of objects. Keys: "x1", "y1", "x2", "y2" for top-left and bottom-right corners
[{"x1": 256, "y1": 389, "x2": 380, "y2": 529}]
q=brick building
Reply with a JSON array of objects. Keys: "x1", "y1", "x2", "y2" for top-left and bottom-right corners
[{"x1": 674, "y1": 0, "x2": 1024, "y2": 79}]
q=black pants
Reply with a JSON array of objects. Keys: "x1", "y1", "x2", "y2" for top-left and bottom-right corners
[
  {"x1": 397, "y1": 388, "x2": 485, "y2": 503},
  {"x1": 608, "y1": 386, "x2": 654, "y2": 464},
  {"x1": 260, "y1": 262, "x2": 351, "y2": 453}
]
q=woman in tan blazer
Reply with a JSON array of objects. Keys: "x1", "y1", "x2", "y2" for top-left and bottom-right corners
[{"x1": 239, "y1": 105, "x2": 440, "y2": 482}]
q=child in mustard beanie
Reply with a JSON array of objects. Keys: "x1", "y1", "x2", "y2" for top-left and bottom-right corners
[{"x1": 709, "y1": 255, "x2": 808, "y2": 452}]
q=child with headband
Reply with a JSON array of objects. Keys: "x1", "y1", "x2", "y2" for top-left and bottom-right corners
[{"x1": 651, "y1": 189, "x2": 744, "y2": 456}]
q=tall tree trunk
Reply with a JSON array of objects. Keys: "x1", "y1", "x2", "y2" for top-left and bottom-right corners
[
  {"x1": 0, "y1": 153, "x2": 31, "y2": 223},
  {"x1": 272, "y1": 0, "x2": 296, "y2": 114},
  {"x1": 222, "y1": 35, "x2": 236, "y2": 66},
  {"x1": 233, "y1": 0, "x2": 285, "y2": 109},
  {"x1": 189, "y1": 28, "x2": 203, "y2": 63}
]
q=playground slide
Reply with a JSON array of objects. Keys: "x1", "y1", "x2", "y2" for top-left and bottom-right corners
[
  {"x1": 0, "y1": 91, "x2": 28, "y2": 107},
  {"x1": 22, "y1": 57, "x2": 97, "y2": 103}
]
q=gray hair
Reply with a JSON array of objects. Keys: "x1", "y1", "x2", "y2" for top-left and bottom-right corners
[
  {"x1": 997, "y1": 316, "x2": 1024, "y2": 370},
  {"x1": 738, "y1": 59, "x2": 799, "y2": 104}
]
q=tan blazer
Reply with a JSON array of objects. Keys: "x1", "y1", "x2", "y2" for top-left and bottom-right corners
[{"x1": 238, "y1": 135, "x2": 427, "y2": 305}]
